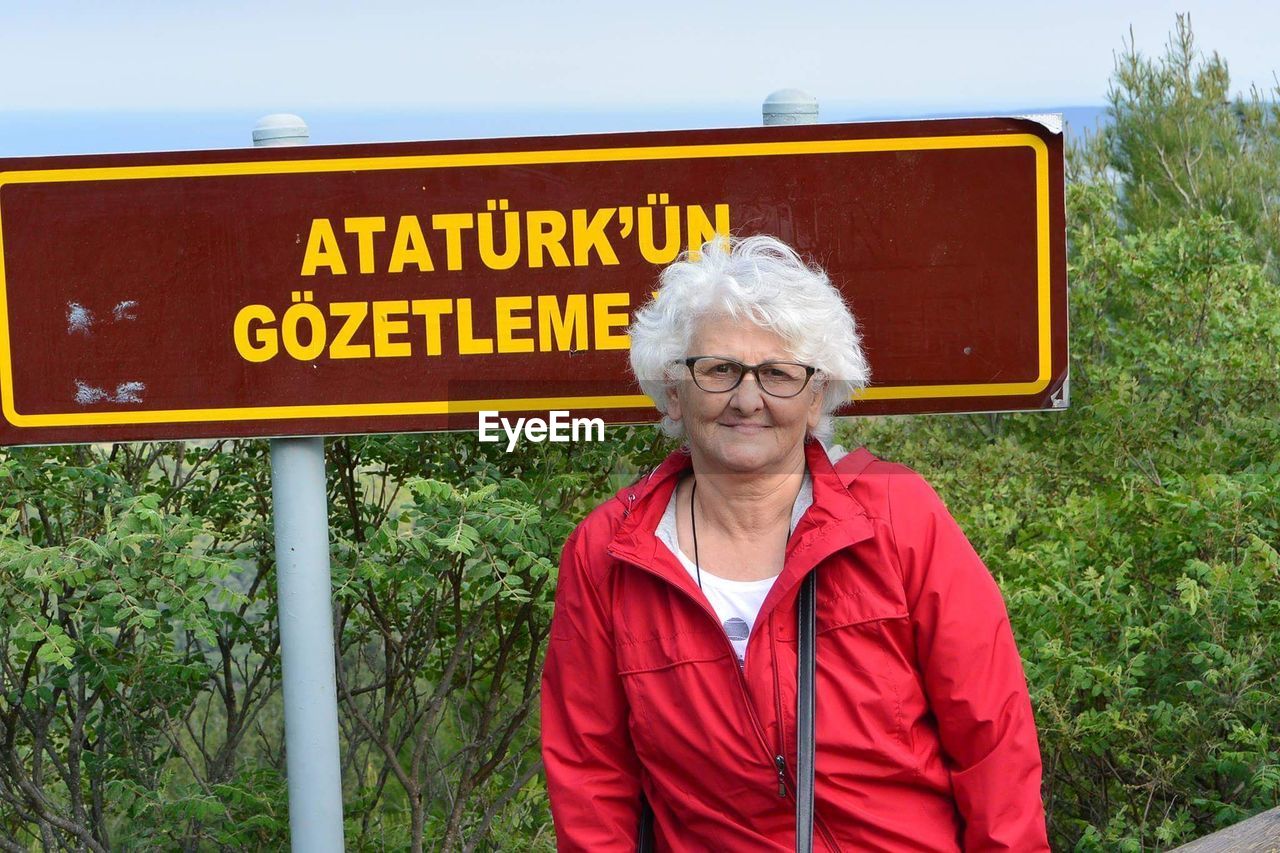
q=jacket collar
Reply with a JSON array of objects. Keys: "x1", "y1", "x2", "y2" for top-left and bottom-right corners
[{"x1": 607, "y1": 440, "x2": 876, "y2": 617}]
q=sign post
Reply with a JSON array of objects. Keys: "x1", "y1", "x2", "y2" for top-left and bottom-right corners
[
  {"x1": 255, "y1": 115, "x2": 345, "y2": 852},
  {"x1": 763, "y1": 86, "x2": 819, "y2": 853}
]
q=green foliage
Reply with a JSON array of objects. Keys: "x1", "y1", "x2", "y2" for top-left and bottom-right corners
[
  {"x1": 1097, "y1": 14, "x2": 1280, "y2": 272},
  {"x1": 322, "y1": 428, "x2": 667, "y2": 850},
  {"x1": 845, "y1": 103, "x2": 1280, "y2": 852},
  {"x1": 0, "y1": 428, "x2": 668, "y2": 850},
  {"x1": 0, "y1": 418, "x2": 667, "y2": 850},
  {"x1": 0, "y1": 442, "x2": 287, "y2": 849}
]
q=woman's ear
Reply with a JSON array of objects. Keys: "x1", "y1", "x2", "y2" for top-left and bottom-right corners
[
  {"x1": 665, "y1": 382, "x2": 683, "y2": 423},
  {"x1": 806, "y1": 378, "x2": 825, "y2": 431}
]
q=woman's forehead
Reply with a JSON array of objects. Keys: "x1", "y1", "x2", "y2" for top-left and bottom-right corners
[{"x1": 689, "y1": 315, "x2": 794, "y2": 359}]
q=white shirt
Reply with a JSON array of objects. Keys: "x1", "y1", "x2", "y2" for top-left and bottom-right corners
[{"x1": 654, "y1": 472, "x2": 814, "y2": 668}]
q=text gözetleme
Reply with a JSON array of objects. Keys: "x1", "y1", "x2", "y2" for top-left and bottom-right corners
[{"x1": 231, "y1": 196, "x2": 730, "y2": 363}]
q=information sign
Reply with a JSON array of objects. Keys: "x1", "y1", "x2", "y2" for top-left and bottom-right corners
[{"x1": 0, "y1": 117, "x2": 1066, "y2": 445}]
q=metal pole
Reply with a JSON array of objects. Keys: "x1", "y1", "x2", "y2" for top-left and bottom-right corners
[
  {"x1": 763, "y1": 88, "x2": 819, "y2": 853},
  {"x1": 763, "y1": 88, "x2": 818, "y2": 126},
  {"x1": 254, "y1": 114, "x2": 346, "y2": 852}
]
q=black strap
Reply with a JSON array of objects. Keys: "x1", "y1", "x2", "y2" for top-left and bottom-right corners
[
  {"x1": 796, "y1": 570, "x2": 817, "y2": 853},
  {"x1": 637, "y1": 794, "x2": 655, "y2": 853}
]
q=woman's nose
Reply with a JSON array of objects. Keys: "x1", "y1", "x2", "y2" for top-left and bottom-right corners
[{"x1": 730, "y1": 372, "x2": 766, "y2": 412}]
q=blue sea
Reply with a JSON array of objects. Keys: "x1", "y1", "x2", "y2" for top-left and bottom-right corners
[{"x1": 0, "y1": 105, "x2": 1110, "y2": 159}]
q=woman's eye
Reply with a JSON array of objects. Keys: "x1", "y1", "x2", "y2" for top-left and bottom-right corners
[{"x1": 708, "y1": 363, "x2": 735, "y2": 375}]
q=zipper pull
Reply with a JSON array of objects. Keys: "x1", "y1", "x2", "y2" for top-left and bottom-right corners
[{"x1": 774, "y1": 755, "x2": 787, "y2": 798}]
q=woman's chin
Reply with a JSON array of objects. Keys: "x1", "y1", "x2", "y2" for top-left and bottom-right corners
[{"x1": 698, "y1": 437, "x2": 796, "y2": 475}]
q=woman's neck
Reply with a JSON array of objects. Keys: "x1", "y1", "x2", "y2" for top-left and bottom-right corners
[{"x1": 687, "y1": 450, "x2": 807, "y2": 539}]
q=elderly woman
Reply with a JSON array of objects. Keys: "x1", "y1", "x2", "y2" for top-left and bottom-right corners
[{"x1": 541, "y1": 236, "x2": 1048, "y2": 851}]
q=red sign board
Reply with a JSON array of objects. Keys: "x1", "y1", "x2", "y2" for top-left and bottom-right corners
[{"x1": 0, "y1": 117, "x2": 1066, "y2": 446}]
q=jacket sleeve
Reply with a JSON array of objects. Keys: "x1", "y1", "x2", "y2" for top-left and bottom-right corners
[
  {"x1": 886, "y1": 469, "x2": 1050, "y2": 852},
  {"x1": 541, "y1": 525, "x2": 643, "y2": 852}
]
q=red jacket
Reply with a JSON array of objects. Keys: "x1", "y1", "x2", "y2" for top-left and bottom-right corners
[{"x1": 541, "y1": 441, "x2": 1048, "y2": 851}]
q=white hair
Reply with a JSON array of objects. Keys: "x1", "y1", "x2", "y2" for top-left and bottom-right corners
[{"x1": 628, "y1": 234, "x2": 871, "y2": 441}]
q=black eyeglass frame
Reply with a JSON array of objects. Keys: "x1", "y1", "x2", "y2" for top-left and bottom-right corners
[{"x1": 682, "y1": 356, "x2": 818, "y2": 398}]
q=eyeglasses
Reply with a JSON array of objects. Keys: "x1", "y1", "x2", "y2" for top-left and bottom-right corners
[{"x1": 683, "y1": 356, "x2": 817, "y2": 398}]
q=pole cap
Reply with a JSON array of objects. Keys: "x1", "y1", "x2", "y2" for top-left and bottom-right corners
[
  {"x1": 762, "y1": 89, "x2": 819, "y2": 125},
  {"x1": 253, "y1": 114, "x2": 310, "y2": 146}
]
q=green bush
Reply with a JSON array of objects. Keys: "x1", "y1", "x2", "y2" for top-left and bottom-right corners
[{"x1": 846, "y1": 144, "x2": 1280, "y2": 853}]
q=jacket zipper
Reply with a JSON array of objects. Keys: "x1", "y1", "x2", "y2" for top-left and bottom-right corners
[
  {"x1": 770, "y1": 615, "x2": 788, "y2": 778},
  {"x1": 611, "y1": 547, "x2": 843, "y2": 851}
]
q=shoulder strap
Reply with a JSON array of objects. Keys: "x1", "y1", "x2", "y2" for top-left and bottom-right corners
[
  {"x1": 637, "y1": 794, "x2": 655, "y2": 852},
  {"x1": 793, "y1": 445, "x2": 874, "y2": 851},
  {"x1": 796, "y1": 570, "x2": 817, "y2": 853}
]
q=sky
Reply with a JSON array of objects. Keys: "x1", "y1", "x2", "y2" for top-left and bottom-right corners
[{"x1": 2, "y1": 0, "x2": 1279, "y2": 155}]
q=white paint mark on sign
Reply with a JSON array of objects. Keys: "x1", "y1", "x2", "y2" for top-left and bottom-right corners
[
  {"x1": 74, "y1": 381, "x2": 108, "y2": 404},
  {"x1": 112, "y1": 300, "x2": 139, "y2": 322},
  {"x1": 112, "y1": 381, "x2": 145, "y2": 403},
  {"x1": 74, "y1": 380, "x2": 147, "y2": 405},
  {"x1": 67, "y1": 303, "x2": 94, "y2": 334}
]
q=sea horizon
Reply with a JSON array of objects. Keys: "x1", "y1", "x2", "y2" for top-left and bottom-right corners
[{"x1": 1, "y1": 104, "x2": 1110, "y2": 158}]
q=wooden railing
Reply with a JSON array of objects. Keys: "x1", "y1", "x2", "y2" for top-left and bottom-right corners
[{"x1": 1170, "y1": 805, "x2": 1280, "y2": 852}]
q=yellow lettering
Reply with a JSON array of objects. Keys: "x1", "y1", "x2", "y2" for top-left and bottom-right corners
[
  {"x1": 537, "y1": 294, "x2": 588, "y2": 352},
  {"x1": 638, "y1": 195, "x2": 681, "y2": 265},
  {"x1": 455, "y1": 299, "x2": 493, "y2": 355},
  {"x1": 685, "y1": 204, "x2": 732, "y2": 257},
  {"x1": 328, "y1": 302, "x2": 371, "y2": 359},
  {"x1": 526, "y1": 210, "x2": 570, "y2": 268},
  {"x1": 593, "y1": 292, "x2": 631, "y2": 351},
  {"x1": 233, "y1": 304, "x2": 278, "y2": 362},
  {"x1": 410, "y1": 299, "x2": 454, "y2": 357},
  {"x1": 372, "y1": 300, "x2": 411, "y2": 357},
  {"x1": 301, "y1": 219, "x2": 347, "y2": 276},
  {"x1": 281, "y1": 296, "x2": 327, "y2": 360},
  {"x1": 431, "y1": 213, "x2": 475, "y2": 271},
  {"x1": 572, "y1": 208, "x2": 619, "y2": 267},
  {"x1": 343, "y1": 216, "x2": 386, "y2": 275},
  {"x1": 478, "y1": 204, "x2": 521, "y2": 271},
  {"x1": 388, "y1": 215, "x2": 435, "y2": 273},
  {"x1": 494, "y1": 296, "x2": 534, "y2": 354}
]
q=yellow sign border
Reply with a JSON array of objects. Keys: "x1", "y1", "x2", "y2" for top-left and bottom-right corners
[{"x1": 0, "y1": 132, "x2": 1054, "y2": 429}]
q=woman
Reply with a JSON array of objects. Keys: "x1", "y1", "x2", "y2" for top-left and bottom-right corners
[{"x1": 541, "y1": 236, "x2": 1049, "y2": 851}]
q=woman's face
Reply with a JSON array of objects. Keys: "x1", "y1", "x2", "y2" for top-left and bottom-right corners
[{"x1": 666, "y1": 316, "x2": 823, "y2": 476}]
